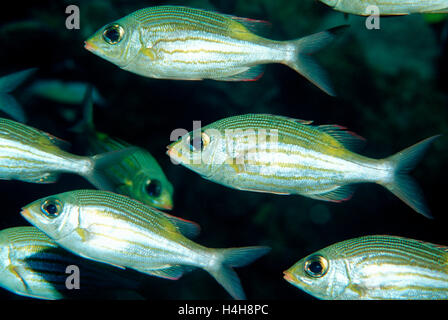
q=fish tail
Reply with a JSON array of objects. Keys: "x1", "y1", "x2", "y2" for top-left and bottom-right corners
[
  {"x1": 70, "y1": 85, "x2": 95, "y2": 134},
  {"x1": 83, "y1": 147, "x2": 138, "y2": 190},
  {"x1": 286, "y1": 26, "x2": 347, "y2": 96},
  {"x1": 206, "y1": 246, "x2": 270, "y2": 300},
  {"x1": 382, "y1": 135, "x2": 440, "y2": 219}
]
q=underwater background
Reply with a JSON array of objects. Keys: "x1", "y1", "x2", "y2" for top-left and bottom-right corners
[{"x1": 0, "y1": 0, "x2": 447, "y2": 300}]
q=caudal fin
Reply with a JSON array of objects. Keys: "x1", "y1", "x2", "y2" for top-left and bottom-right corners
[
  {"x1": 83, "y1": 147, "x2": 138, "y2": 190},
  {"x1": 70, "y1": 85, "x2": 95, "y2": 134},
  {"x1": 206, "y1": 246, "x2": 270, "y2": 300},
  {"x1": 286, "y1": 26, "x2": 347, "y2": 96},
  {"x1": 383, "y1": 135, "x2": 440, "y2": 218}
]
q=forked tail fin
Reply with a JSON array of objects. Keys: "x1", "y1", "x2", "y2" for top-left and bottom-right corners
[
  {"x1": 83, "y1": 147, "x2": 138, "y2": 190},
  {"x1": 206, "y1": 246, "x2": 270, "y2": 300},
  {"x1": 286, "y1": 26, "x2": 348, "y2": 96},
  {"x1": 382, "y1": 135, "x2": 440, "y2": 218}
]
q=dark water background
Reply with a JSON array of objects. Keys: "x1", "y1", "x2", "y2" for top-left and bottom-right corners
[{"x1": 0, "y1": 0, "x2": 447, "y2": 300}]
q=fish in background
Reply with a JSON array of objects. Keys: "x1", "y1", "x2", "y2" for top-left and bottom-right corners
[
  {"x1": 72, "y1": 87, "x2": 174, "y2": 210},
  {"x1": 0, "y1": 68, "x2": 37, "y2": 123},
  {"x1": 167, "y1": 114, "x2": 439, "y2": 218},
  {"x1": 283, "y1": 235, "x2": 448, "y2": 300},
  {"x1": 0, "y1": 117, "x2": 136, "y2": 190},
  {"x1": 21, "y1": 189, "x2": 270, "y2": 300},
  {"x1": 0, "y1": 226, "x2": 141, "y2": 300},
  {"x1": 25, "y1": 79, "x2": 106, "y2": 106},
  {"x1": 85, "y1": 5, "x2": 347, "y2": 96},
  {"x1": 319, "y1": 0, "x2": 448, "y2": 16}
]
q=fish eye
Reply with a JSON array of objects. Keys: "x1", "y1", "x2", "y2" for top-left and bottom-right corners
[
  {"x1": 304, "y1": 255, "x2": 328, "y2": 278},
  {"x1": 188, "y1": 132, "x2": 210, "y2": 152},
  {"x1": 40, "y1": 199, "x2": 63, "y2": 219},
  {"x1": 102, "y1": 24, "x2": 124, "y2": 45},
  {"x1": 145, "y1": 179, "x2": 161, "y2": 197}
]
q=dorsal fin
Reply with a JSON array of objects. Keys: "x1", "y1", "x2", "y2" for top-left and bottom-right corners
[
  {"x1": 266, "y1": 114, "x2": 314, "y2": 125},
  {"x1": 162, "y1": 213, "x2": 201, "y2": 238},
  {"x1": 318, "y1": 124, "x2": 366, "y2": 152},
  {"x1": 226, "y1": 14, "x2": 271, "y2": 36},
  {"x1": 41, "y1": 132, "x2": 71, "y2": 150}
]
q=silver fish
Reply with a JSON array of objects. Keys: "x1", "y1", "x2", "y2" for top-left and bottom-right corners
[
  {"x1": 319, "y1": 0, "x2": 448, "y2": 16},
  {"x1": 0, "y1": 117, "x2": 136, "y2": 190},
  {"x1": 85, "y1": 5, "x2": 347, "y2": 96},
  {"x1": 284, "y1": 235, "x2": 448, "y2": 300},
  {"x1": 0, "y1": 226, "x2": 139, "y2": 300},
  {"x1": 21, "y1": 189, "x2": 270, "y2": 300}
]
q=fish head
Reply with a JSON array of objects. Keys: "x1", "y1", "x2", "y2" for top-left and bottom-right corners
[
  {"x1": 84, "y1": 16, "x2": 141, "y2": 69},
  {"x1": 283, "y1": 247, "x2": 350, "y2": 299},
  {"x1": 20, "y1": 192, "x2": 80, "y2": 242},
  {"x1": 129, "y1": 172, "x2": 174, "y2": 210},
  {"x1": 167, "y1": 127, "x2": 226, "y2": 178},
  {"x1": 319, "y1": 0, "x2": 339, "y2": 8}
]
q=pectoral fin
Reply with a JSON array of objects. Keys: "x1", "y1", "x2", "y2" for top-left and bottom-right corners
[{"x1": 140, "y1": 47, "x2": 156, "y2": 60}]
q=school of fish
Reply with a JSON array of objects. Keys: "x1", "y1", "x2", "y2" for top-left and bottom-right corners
[{"x1": 0, "y1": 3, "x2": 445, "y2": 301}]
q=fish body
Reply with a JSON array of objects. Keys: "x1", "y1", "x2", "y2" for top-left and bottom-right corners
[
  {"x1": 20, "y1": 189, "x2": 270, "y2": 300},
  {"x1": 284, "y1": 235, "x2": 448, "y2": 300},
  {"x1": 167, "y1": 114, "x2": 439, "y2": 218},
  {"x1": 75, "y1": 91, "x2": 174, "y2": 210},
  {"x1": 320, "y1": 0, "x2": 448, "y2": 16},
  {"x1": 0, "y1": 226, "x2": 138, "y2": 300},
  {"x1": 0, "y1": 117, "x2": 135, "y2": 189},
  {"x1": 85, "y1": 5, "x2": 346, "y2": 95}
]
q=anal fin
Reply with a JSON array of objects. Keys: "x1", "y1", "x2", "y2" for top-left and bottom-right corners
[
  {"x1": 19, "y1": 172, "x2": 59, "y2": 184},
  {"x1": 308, "y1": 185, "x2": 354, "y2": 203},
  {"x1": 139, "y1": 265, "x2": 188, "y2": 280},
  {"x1": 212, "y1": 65, "x2": 264, "y2": 82}
]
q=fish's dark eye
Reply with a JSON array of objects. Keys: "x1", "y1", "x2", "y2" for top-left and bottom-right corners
[
  {"x1": 188, "y1": 132, "x2": 210, "y2": 152},
  {"x1": 40, "y1": 199, "x2": 62, "y2": 218},
  {"x1": 102, "y1": 24, "x2": 124, "y2": 45},
  {"x1": 146, "y1": 179, "x2": 161, "y2": 197},
  {"x1": 304, "y1": 255, "x2": 328, "y2": 278}
]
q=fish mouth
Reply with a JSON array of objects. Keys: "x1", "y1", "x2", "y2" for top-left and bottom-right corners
[
  {"x1": 84, "y1": 40, "x2": 98, "y2": 52},
  {"x1": 166, "y1": 145, "x2": 182, "y2": 162},
  {"x1": 283, "y1": 270, "x2": 297, "y2": 284},
  {"x1": 20, "y1": 207, "x2": 32, "y2": 221}
]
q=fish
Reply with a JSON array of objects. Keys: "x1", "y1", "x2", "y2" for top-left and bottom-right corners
[
  {"x1": 0, "y1": 68, "x2": 37, "y2": 123},
  {"x1": 0, "y1": 226, "x2": 140, "y2": 300},
  {"x1": 0, "y1": 117, "x2": 136, "y2": 190},
  {"x1": 283, "y1": 235, "x2": 448, "y2": 300},
  {"x1": 319, "y1": 0, "x2": 448, "y2": 16},
  {"x1": 166, "y1": 114, "x2": 439, "y2": 218},
  {"x1": 20, "y1": 189, "x2": 270, "y2": 300},
  {"x1": 72, "y1": 87, "x2": 174, "y2": 210},
  {"x1": 25, "y1": 79, "x2": 106, "y2": 105},
  {"x1": 84, "y1": 5, "x2": 347, "y2": 96}
]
